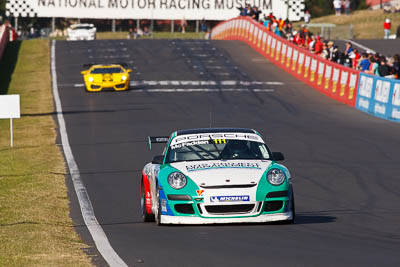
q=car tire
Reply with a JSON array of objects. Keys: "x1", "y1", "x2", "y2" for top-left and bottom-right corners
[
  {"x1": 140, "y1": 180, "x2": 155, "y2": 222},
  {"x1": 285, "y1": 191, "x2": 296, "y2": 224},
  {"x1": 155, "y1": 186, "x2": 162, "y2": 225}
]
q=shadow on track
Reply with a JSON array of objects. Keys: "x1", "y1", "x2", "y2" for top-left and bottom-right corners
[{"x1": 0, "y1": 41, "x2": 21, "y2": 95}]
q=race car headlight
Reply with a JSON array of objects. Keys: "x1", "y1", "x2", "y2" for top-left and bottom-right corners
[
  {"x1": 168, "y1": 172, "x2": 187, "y2": 189},
  {"x1": 267, "y1": 169, "x2": 285, "y2": 185},
  {"x1": 121, "y1": 75, "x2": 127, "y2": 81},
  {"x1": 88, "y1": 76, "x2": 94, "y2": 82}
]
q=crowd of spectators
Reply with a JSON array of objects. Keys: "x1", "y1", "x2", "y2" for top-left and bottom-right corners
[{"x1": 238, "y1": 6, "x2": 400, "y2": 80}]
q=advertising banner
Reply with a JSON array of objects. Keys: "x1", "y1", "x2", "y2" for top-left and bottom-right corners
[
  {"x1": 6, "y1": 0, "x2": 304, "y2": 20},
  {"x1": 355, "y1": 73, "x2": 400, "y2": 122}
]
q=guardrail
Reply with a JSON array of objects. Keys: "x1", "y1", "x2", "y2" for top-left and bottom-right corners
[
  {"x1": 211, "y1": 17, "x2": 400, "y2": 123},
  {"x1": 0, "y1": 24, "x2": 9, "y2": 62}
]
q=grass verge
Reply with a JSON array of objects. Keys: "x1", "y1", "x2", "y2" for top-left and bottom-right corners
[
  {"x1": 294, "y1": 9, "x2": 400, "y2": 39},
  {"x1": 0, "y1": 39, "x2": 93, "y2": 266}
]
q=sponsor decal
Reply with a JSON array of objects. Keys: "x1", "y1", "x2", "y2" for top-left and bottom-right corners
[
  {"x1": 286, "y1": 46, "x2": 292, "y2": 68},
  {"x1": 292, "y1": 49, "x2": 298, "y2": 71},
  {"x1": 348, "y1": 73, "x2": 357, "y2": 100},
  {"x1": 392, "y1": 108, "x2": 400, "y2": 119},
  {"x1": 358, "y1": 98, "x2": 369, "y2": 109},
  {"x1": 271, "y1": 38, "x2": 276, "y2": 57},
  {"x1": 310, "y1": 58, "x2": 317, "y2": 82},
  {"x1": 324, "y1": 65, "x2": 332, "y2": 90},
  {"x1": 170, "y1": 132, "x2": 263, "y2": 146},
  {"x1": 374, "y1": 80, "x2": 390, "y2": 104},
  {"x1": 393, "y1": 83, "x2": 400, "y2": 106},
  {"x1": 297, "y1": 53, "x2": 304, "y2": 74},
  {"x1": 374, "y1": 103, "x2": 386, "y2": 115},
  {"x1": 359, "y1": 75, "x2": 373, "y2": 98},
  {"x1": 186, "y1": 162, "x2": 261, "y2": 172},
  {"x1": 262, "y1": 32, "x2": 267, "y2": 51},
  {"x1": 281, "y1": 44, "x2": 287, "y2": 64},
  {"x1": 317, "y1": 61, "x2": 325, "y2": 86},
  {"x1": 304, "y1": 56, "x2": 311, "y2": 78},
  {"x1": 210, "y1": 195, "x2": 250, "y2": 202},
  {"x1": 196, "y1": 190, "x2": 204, "y2": 197},
  {"x1": 161, "y1": 199, "x2": 167, "y2": 212},
  {"x1": 266, "y1": 35, "x2": 272, "y2": 54},
  {"x1": 340, "y1": 71, "x2": 348, "y2": 97},
  {"x1": 332, "y1": 68, "x2": 340, "y2": 93}
]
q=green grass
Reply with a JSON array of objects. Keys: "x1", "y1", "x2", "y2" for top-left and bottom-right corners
[
  {"x1": 294, "y1": 9, "x2": 400, "y2": 39},
  {"x1": 0, "y1": 39, "x2": 92, "y2": 266}
]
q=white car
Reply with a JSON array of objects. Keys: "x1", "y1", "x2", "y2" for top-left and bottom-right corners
[
  {"x1": 67, "y1": 24, "x2": 96, "y2": 41},
  {"x1": 140, "y1": 128, "x2": 295, "y2": 225}
]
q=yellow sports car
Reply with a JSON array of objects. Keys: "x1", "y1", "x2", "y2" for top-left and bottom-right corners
[{"x1": 81, "y1": 64, "x2": 132, "y2": 92}]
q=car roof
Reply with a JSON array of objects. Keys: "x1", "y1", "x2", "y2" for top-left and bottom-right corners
[{"x1": 175, "y1": 128, "x2": 257, "y2": 136}]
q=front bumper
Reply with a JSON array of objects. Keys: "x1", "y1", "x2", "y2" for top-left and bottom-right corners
[
  {"x1": 85, "y1": 81, "x2": 130, "y2": 92},
  {"x1": 160, "y1": 211, "x2": 293, "y2": 224}
]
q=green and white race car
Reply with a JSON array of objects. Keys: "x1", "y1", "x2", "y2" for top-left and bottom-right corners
[{"x1": 140, "y1": 128, "x2": 295, "y2": 225}]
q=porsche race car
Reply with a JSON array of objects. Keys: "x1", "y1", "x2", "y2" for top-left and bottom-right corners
[
  {"x1": 140, "y1": 128, "x2": 295, "y2": 225},
  {"x1": 81, "y1": 64, "x2": 132, "y2": 92},
  {"x1": 67, "y1": 23, "x2": 96, "y2": 41}
]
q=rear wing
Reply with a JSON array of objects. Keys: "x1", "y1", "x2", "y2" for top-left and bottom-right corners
[{"x1": 148, "y1": 136, "x2": 169, "y2": 150}]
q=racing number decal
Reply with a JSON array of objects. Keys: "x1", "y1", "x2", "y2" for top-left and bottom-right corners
[{"x1": 213, "y1": 139, "x2": 226, "y2": 144}]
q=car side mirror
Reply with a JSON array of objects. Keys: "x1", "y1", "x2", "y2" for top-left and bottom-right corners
[
  {"x1": 81, "y1": 71, "x2": 87, "y2": 75},
  {"x1": 272, "y1": 152, "x2": 285, "y2": 161},
  {"x1": 152, "y1": 155, "x2": 164, "y2": 164},
  {"x1": 127, "y1": 69, "x2": 132, "y2": 73}
]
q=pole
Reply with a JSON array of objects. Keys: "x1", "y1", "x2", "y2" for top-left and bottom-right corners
[
  {"x1": 52, "y1": 17, "x2": 56, "y2": 33},
  {"x1": 10, "y1": 118, "x2": 13, "y2": 147},
  {"x1": 286, "y1": 0, "x2": 289, "y2": 20},
  {"x1": 14, "y1": 17, "x2": 18, "y2": 31},
  {"x1": 112, "y1": 19, "x2": 116, "y2": 32},
  {"x1": 196, "y1": 20, "x2": 199, "y2": 33},
  {"x1": 171, "y1": 20, "x2": 174, "y2": 33}
]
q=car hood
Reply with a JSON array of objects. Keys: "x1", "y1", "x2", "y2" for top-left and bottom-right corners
[{"x1": 170, "y1": 160, "x2": 272, "y2": 187}]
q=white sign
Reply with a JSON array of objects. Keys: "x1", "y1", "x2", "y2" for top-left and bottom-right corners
[
  {"x1": 6, "y1": 0, "x2": 304, "y2": 20},
  {"x1": 0, "y1": 95, "x2": 20, "y2": 119}
]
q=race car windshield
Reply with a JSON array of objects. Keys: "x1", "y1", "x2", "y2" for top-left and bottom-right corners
[
  {"x1": 166, "y1": 138, "x2": 270, "y2": 163},
  {"x1": 73, "y1": 26, "x2": 94, "y2": 30},
  {"x1": 90, "y1": 67, "x2": 124, "y2": 74}
]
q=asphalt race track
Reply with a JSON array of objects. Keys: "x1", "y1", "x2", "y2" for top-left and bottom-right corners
[{"x1": 54, "y1": 39, "x2": 400, "y2": 267}]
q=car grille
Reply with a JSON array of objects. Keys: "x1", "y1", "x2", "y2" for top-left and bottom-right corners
[
  {"x1": 264, "y1": 201, "x2": 284, "y2": 212},
  {"x1": 175, "y1": 204, "x2": 195, "y2": 214},
  {"x1": 204, "y1": 204, "x2": 255, "y2": 215}
]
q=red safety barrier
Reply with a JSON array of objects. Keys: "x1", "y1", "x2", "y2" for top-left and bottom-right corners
[
  {"x1": 211, "y1": 17, "x2": 359, "y2": 107},
  {"x1": 0, "y1": 25, "x2": 10, "y2": 62}
]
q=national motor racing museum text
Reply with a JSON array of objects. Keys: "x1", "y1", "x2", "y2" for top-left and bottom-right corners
[{"x1": 38, "y1": 0, "x2": 272, "y2": 10}]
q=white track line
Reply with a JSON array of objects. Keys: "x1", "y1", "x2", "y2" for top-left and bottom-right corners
[
  {"x1": 51, "y1": 40, "x2": 128, "y2": 267},
  {"x1": 66, "y1": 80, "x2": 284, "y2": 88},
  {"x1": 130, "y1": 88, "x2": 274, "y2": 93}
]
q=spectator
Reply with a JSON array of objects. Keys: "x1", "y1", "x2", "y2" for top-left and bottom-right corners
[
  {"x1": 392, "y1": 55, "x2": 400, "y2": 79},
  {"x1": 322, "y1": 42, "x2": 330, "y2": 59},
  {"x1": 333, "y1": 0, "x2": 342, "y2": 16},
  {"x1": 308, "y1": 34, "x2": 316, "y2": 52},
  {"x1": 250, "y1": 6, "x2": 262, "y2": 21},
  {"x1": 180, "y1": 18, "x2": 187, "y2": 33},
  {"x1": 377, "y1": 57, "x2": 391, "y2": 77},
  {"x1": 331, "y1": 45, "x2": 340, "y2": 62},
  {"x1": 351, "y1": 48, "x2": 361, "y2": 69},
  {"x1": 384, "y1": 18, "x2": 391, "y2": 39},
  {"x1": 366, "y1": 57, "x2": 379, "y2": 75},
  {"x1": 314, "y1": 36, "x2": 324, "y2": 54},
  {"x1": 304, "y1": 10, "x2": 311, "y2": 23},
  {"x1": 344, "y1": 0, "x2": 351, "y2": 15},
  {"x1": 397, "y1": 25, "x2": 400, "y2": 38},
  {"x1": 359, "y1": 53, "x2": 371, "y2": 71},
  {"x1": 200, "y1": 19, "x2": 207, "y2": 32}
]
